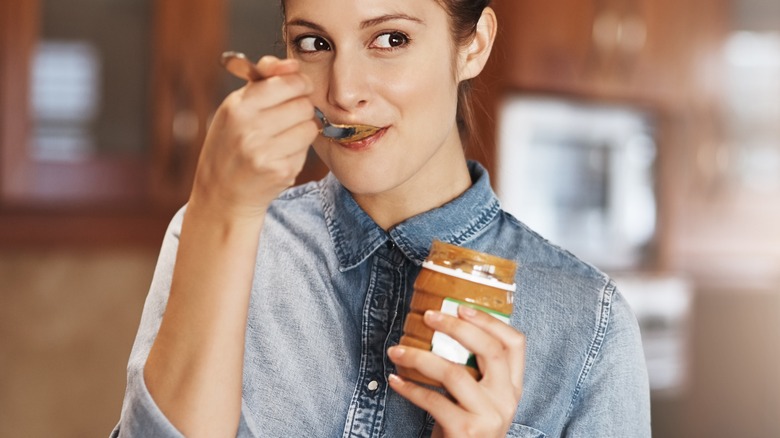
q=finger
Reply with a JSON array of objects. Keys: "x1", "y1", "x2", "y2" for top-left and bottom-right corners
[
  {"x1": 265, "y1": 118, "x2": 319, "y2": 158},
  {"x1": 270, "y1": 119, "x2": 320, "y2": 151},
  {"x1": 387, "y1": 346, "x2": 491, "y2": 414},
  {"x1": 387, "y1": 373, "x2": 466, "y2": 426},
  {"x1": 458, "y1": 307, "x2": 526, "y2": 393},
  {"x1": 241, "y1": 73, "x2": 314, "y2": 112},
  {"x1": 423, "y1": 310, "x2": 513, "y2": 391},
  {"x1": 244, "y1": 121, "x2": 316, "y2": 189},
  {"x1": 249, "y1": 96, "x2": 315, "y2": 141},
  {"x1": 255, "y1": 56, "x2": 300, "y2": 78}
]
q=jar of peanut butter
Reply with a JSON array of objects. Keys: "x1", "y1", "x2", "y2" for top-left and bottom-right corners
[{"x1": 397, "y1": 240, "x2": 517, "y2": 387}]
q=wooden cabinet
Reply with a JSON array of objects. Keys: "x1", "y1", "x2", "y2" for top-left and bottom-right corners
[
  {"x1": 0, "y1": 0, "x2": 229, "y2": 245},
  {"x1": 491, "y1": 0, "x2": 720, "y2": 105},
  {"x1": 0, "y1": 0, "x2": 331, "y2": 246}
]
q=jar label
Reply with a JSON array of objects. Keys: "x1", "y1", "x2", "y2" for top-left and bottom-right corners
[
  {"x1": 422, "y1": 261, "x2": 516, "y2": 291},
  {"x1": 431, "y1": 298, "x2": 511, "y2": 369}
]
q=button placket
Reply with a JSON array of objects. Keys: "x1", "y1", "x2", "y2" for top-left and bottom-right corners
[{"x1": 341, "y1": 250, "x2": 406, "y2": 438}]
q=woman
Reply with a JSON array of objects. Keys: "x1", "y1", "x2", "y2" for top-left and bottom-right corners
[{"x1": 112, "y1": 0, "x2": 650, "y2": 437}]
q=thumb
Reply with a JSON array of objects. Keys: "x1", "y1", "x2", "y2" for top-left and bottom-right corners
[{"x1": 256, "y1": 55, "x2": 300, "y2": 78}]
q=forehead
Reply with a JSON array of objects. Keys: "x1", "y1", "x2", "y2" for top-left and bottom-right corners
[{"x1": 283, "y1": 0, "x2": 447, "y2": 26}]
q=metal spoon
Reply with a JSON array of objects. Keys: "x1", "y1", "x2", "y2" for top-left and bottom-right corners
[{"x1": 220, "y1": 51, "x2": 382, "y2": 143}]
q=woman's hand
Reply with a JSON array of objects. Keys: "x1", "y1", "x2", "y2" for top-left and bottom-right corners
[
  {"x1": 189, "y1": 56, "x2": 319, "y2": 221},
  {"x1": 388, "y1": 306, "x2": 526, "y2": 438}
]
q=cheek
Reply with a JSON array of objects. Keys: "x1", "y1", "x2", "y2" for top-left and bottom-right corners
[
  {"x1": 374, "y1": 56, "x2": 457, "y2": 121},
  {"x1": 296, "y1": 59, "x2": 327, "y2": 86}
]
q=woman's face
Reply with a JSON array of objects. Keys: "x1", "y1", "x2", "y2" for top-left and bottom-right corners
[{"x1": 284, "y1": 0, "x2": 467, "y2": 198}]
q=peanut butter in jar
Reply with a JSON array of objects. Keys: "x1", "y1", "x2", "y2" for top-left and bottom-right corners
[{"x1": 397, "y1": 240, "x2": 517, "y2": 387}]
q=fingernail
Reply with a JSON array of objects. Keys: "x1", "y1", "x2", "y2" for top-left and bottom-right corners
[
  {"x1": 425, "y1": 310, "x2": 444, "y2": 322},
  {"x1": 388, "y1": 373, "x2": 404, "y2": 386},
  {"x1": 459, "y1": 306, "x2": 477, "y2": 317},
  {"x1": 388, "y1": 346, "x2": 406, "y2": 359}
]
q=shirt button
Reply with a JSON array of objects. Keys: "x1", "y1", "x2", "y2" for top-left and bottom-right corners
[{"x1": 367, "y1": 380, "x2": 379, "y2": 391}]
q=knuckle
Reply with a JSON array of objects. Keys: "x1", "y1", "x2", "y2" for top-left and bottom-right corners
[
  {"x1": 489, "y1": 411, "x2": 506, "y2": 430},
  {"x1": 238, "y1": 132, "x2": 259, "y2": 156},
  {"x1": 249, "y1": 153, "x2": 267, "y2": 172},
  {"x1": 421, "y1": 388, "x2": 442, "y2": 407},
  {"x1": 463, "y1": 421, "x2": 487, "y2": 438},
  {"x1": 271, "y1": 163, "x2": 294, "y2": 180},
  {"x1": 257, "y1": 55, "x2": 277, "y2": 69},
  {"x1": 260, "y1": 163, "x2": 293, "y2": 185},
  {"x1": 484, "y1": 343, "x2": 505, "y2": 363},
  {"x1": 508, "y1": 331, "x2": 526, "y2": 351},
  {"x1": 274, "y1": 74, "x2": 305, "y2": 95},
  {"x1": 220, "y1": 95, "x2": 242, "y2": 120},
  {"x1": 434, "y1": 313, "x2": 459, "y2": 333},
  {"x1": 441, "y1": 363, "x2": 470, "y2": 385},
  {"x1": 502, "y1": 400, "x2": 519, "y2": 420},
  {"x1": 477, "y1": 337, "x2": 504, "y2": 361}
]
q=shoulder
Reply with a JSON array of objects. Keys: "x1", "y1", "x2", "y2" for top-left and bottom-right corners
[
  {"x1": 487, "y1": 209, "x2": 638, "y2": 370},
  {"x1": 495, "y1": 209, "x2": 620, "y2": 331},
  {"x1": 487, "y1": 210, "x2": 610, "y2": 291},
  {"x1": 260, "y1": 180, "x2": 333, "y2": 259},
  {"x1": 265, "y1": 180, "x2": 325, "y2": 227},
  {"x1": 273, "y1": 179, "x2": 323, "y2": 205},
  {"x1": 487, "y1": 211, "x2": 647, "y2": 429}
]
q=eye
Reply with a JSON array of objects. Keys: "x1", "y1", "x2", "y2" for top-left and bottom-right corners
[
  {"x1": 295, "y1": 36, "x2": 332, "y2": 53},
  {"x1": 372, "y1": 32, "x2": 410, "y2": 49}
]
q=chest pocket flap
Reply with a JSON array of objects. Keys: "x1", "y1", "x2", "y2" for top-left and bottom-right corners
[{"x1": 507, "y1": 423, "x2": 546, "y2": 438}]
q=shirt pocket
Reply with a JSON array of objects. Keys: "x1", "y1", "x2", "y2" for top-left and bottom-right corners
[
  {"x1": 507, "y1": 422, "x2": 547, "y2": 438},
  {"x1": 418, "y1": 418, "x2": 546, "y2": 438}
]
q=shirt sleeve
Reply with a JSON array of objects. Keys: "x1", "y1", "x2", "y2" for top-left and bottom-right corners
[
  {"x1": 562, "y1": 284, "x2": 652, "y2": 437},
  {"x1": 110, "y1": 207, "x2": 259, "y2": 437}
]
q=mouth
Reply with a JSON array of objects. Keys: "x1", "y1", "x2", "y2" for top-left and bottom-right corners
[{"x1": 333, "y1": 126, "x2": 389, "y2": 150}]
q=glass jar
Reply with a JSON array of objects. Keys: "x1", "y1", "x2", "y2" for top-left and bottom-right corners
[{"x1": 398, "y1": 240, "x2": 517, "y2": 386}]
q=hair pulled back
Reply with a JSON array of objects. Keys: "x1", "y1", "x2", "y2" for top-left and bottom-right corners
[
  {"x1": 280, "y1": 0, "x2": 492, "y2": 146},
  {"x1": 435, "y1": 0, "x2": 492, "y2": 147}
]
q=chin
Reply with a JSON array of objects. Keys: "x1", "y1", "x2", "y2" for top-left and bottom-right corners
[
  {"x1": 312, "y1": 140, "x2": 402, "y2": 195},
  {"x1": 328, "y1": 163, "x2": 403, "y2": 196}
]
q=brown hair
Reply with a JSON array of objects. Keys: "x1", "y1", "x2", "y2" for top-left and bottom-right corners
[
  {"x1": 434, "y1": 0, "x2": 492, "y2": 148},
  {"x1": 280, "y1": 0, "x2": 491, "y2": 146}
]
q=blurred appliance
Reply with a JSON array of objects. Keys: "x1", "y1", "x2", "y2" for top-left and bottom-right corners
[
  {"x1": 496, "y1": 97, "x2": 657, "y2": 271},
  {"x1": 612, "y1": 274, "x2": 693, "y2": 395}
]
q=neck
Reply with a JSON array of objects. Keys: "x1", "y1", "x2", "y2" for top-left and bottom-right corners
[{"x1": 353, "y1": 143, "x2": 472, "y2": 231}]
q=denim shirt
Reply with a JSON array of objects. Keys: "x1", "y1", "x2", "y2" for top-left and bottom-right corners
[{"x1": 112, "y1": 161, "x2": 650, "y2": 438}]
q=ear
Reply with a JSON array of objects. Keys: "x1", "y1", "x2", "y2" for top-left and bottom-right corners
[{"x1": 457, "y1": 7, "x2": 498, "y2": 82}]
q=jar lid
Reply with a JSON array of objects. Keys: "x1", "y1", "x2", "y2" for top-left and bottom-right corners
[{"x1": 424, "y1": 240, "x2": 518, "y2": 289}]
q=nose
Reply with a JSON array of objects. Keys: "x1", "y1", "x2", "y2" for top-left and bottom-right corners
[{"x1": 326, "y1": 51, "x2": 369, "y2": 113}]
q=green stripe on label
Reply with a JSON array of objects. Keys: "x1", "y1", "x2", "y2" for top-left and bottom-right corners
[
  {"x1": 430, "y1": 297, "x2": 512, "y2": 370},
  {"x1": 442, "y1": 297, "x2": 511, "y2": 321}
]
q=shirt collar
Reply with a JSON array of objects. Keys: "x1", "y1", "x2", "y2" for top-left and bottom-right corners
[{"x1": 320, "y1": 161, "x2": 502, "y2": 271}]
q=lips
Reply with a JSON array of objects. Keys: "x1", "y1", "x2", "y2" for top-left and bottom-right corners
[{"x1": 335, "y1": 127, "x2": 389, "y2": 151}]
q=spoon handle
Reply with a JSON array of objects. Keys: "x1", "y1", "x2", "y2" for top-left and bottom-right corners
[{"x1": 220, "y1": 51, "x2": 264, "y2": 82}]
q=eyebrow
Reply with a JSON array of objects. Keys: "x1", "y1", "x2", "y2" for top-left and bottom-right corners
[
  {"x1": 286, "y1": 14, "x2": 425, "y2": 32},
  {"x1": 286, "y1": 19, "x2": 325, "y2": 32},
  {"x1": 359, "y1": 14, "x2": 425, "y2": 30}
]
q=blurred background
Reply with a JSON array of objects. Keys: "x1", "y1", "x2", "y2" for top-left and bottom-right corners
[{"x1": 1, "y1": 0, "x2": 778, "y2": 436}]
